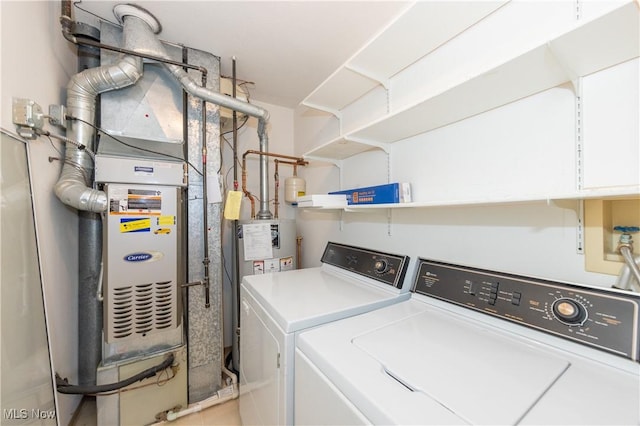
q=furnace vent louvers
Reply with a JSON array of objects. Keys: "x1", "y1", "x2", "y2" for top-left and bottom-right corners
[
  {"x1": 112, "y1": 286, "x2": 134, "y2": 339},
  {"x1": 108, "y1": 281, "x2": 177, "y2": 341},
  {"x1": 155, "y1": 281, "x2": 173, "y2": 329},
  {"x1": 135, "y1": 283, "x2": 154, "y2": 335}
]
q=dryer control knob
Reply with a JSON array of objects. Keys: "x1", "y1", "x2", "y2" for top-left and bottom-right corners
[
  {"x1": 552, "y1": 298, "x2": 587, "y2": 326},
  {"x1": 374, "y1": 259, "x2": 389, "y2": 274}
]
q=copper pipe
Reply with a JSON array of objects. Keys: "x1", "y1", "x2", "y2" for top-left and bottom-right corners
[
  {"x1": 242, "y1": 150, "x2": 307, "y2": 219},
  {"x1": 243, "y1": 150, "x2": 307, "y2": 165},
  {"x1": 276, "y1": 159, "x2": 302, "y2": 168},
  {"x1": 241, "y1": 165, "x2": 257, "y2": 219}
]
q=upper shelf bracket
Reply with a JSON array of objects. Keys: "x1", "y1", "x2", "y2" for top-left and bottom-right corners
[
  {"x1": 301, "y1": 155, "x2": 343, "y2": 168},
  {"x1": 344, "y1": 64, "x2": 390, "y2": 90},
  {"x1": 301, "y1": 101, "x2": 342, "y2": 119},
  {"x1": 343, "y1": 135, "x2": 392, "y2": 154},
  {"x1": 545, "y1": 41, "x2": 580, "y2": 94}
]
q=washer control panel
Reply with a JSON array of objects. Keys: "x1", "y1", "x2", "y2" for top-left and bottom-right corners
[
  {"x1": 321, "y1": 242, "x2": 410, "y2": 288},
  {"x1": 413, "y1": 258, "x2": 640, "y2": 361}
]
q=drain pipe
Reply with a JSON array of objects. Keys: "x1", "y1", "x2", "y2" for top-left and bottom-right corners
[{"x1": 72, "y1": 18, "x2": 104, "y2": 387}]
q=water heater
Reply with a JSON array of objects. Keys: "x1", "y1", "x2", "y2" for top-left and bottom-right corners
[{"x1": 237, "y1": 219, "x2": 297, "y2": 278}]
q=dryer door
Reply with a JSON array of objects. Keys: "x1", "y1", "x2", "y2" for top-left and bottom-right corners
[{"x1": 239, "y1": 290, "x2": 281, "y2": 425}]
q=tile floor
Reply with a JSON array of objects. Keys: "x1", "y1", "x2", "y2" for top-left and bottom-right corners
[{"x1": 71, "y1": 397, "x2": 241, "y2": 426}]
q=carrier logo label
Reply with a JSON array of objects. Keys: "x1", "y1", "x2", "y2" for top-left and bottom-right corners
[{"x1": 123, "y1": 251, "x2": 164, "y2": 263}]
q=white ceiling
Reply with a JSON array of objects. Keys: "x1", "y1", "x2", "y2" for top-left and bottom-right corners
[{"x1": 73, "y1": 1, "x2": 411, "y2": 108}]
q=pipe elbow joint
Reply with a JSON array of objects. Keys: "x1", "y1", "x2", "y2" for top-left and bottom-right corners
[
  {"x1": 114, "y1": 56, "x2": 144, "y2": 86},
  {"x1": 258, "y1": 115, "x2": 270, "y2": 136},
  {"x1": 54, "y1": 180, "x2": 108, "y2": 213}
]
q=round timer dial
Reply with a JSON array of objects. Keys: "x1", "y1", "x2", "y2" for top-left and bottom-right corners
[
  {"x1": 374, "y1": 259, "x2": 389, "y2": 274},
  {"x1": 552, "y1": 298, "x2": 587, "y2": 326}
]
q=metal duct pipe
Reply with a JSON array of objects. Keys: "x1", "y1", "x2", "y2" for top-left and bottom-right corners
[
  {"x1": 55, "y1": 11, "x2": 150, "y2": 212},
  {"x1": 58, "y1": 3, "x2": 273, "y2": 218},
  {"x1": 111, "y1": 4, "x2": 272, "y2": 219},
  {"x1": 73, "y1": 20, "x2": 104, "y2": 387}
]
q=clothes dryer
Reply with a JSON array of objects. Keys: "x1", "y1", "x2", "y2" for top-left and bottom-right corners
[{"x1": 239, "y1": 242, "x2": 412, "y2": 426}]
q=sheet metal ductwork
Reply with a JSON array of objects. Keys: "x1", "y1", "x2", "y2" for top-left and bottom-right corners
[
  {"x1": 56, "y1": 3, "x2": 272, "y2": 219},
  {"x1": 55, "y1": 14, "x2": 146, "y2": 212}
]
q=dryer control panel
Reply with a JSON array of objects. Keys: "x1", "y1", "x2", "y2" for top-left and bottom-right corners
[
  {"x1": 321, "y1": 242, "x2": 410, "y2": 288},
  {"x1": 413, "y1": 259, "x2": 640, "y2": 361}
]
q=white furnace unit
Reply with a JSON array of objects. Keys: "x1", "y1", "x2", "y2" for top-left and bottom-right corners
[
  {"x1": 96, "y1": 141, "x2": 187, "y2": 362},
  {"x1": 95, "y1": 138, "x2": 188, "y2": 425}
]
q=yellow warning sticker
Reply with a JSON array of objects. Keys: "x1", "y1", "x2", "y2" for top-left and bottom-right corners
[
  {"x1": 158, "y1": 215, "x2": 175, "y2": 226},
  {"x1": 120, "y1": 218, "x2": 151, "y2": 233}
]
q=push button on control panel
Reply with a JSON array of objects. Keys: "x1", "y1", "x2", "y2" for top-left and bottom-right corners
[
  {"x1": 488, "y1": 282, "x2": 499, "y2": 305},
  {"x1": 468, "y1": 281, "x2": 476, "y2": 295},
  {"x1": 512, "y1": 292, "x2": 522, "y2": 306}
]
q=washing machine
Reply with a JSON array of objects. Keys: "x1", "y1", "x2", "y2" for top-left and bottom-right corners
[
  {"x1": 295, "y1": 258, "x2": 640, "y2": 425},
  {"x1": 239, "y1": 242, "x2": 412, "y2": 426}
]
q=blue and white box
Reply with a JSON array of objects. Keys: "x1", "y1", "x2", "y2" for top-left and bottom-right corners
[{"x1": 329, "y1": 182, "x2": 411, "y2": 205}]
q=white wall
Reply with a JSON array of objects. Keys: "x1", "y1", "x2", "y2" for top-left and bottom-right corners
[
  {"x1": 1, "y1": 2, "x2": 81, "y2": 424},
  {"x1": 295, "y1": 84, "x2": 631, "y2": 288},
  {"x1": 294, "y1": 2, "x2": 638, "y2": 289}
]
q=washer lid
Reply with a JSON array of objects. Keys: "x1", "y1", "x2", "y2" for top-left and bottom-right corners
[{"x1": 353, "y1": 309, "x2": 570, "y2": 425}]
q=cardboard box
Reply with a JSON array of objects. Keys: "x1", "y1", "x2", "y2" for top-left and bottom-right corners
[
  {"x1": 296, "y1": 194, "x2": 347, "y2": 207},
  {"x1": 329, "y1": 183, "x2": 411, "y2": 205}
]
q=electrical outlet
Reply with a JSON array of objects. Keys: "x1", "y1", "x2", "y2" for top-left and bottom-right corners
[{"x1": 12, "y1": 98, "x2": 44, "y2": 137}]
